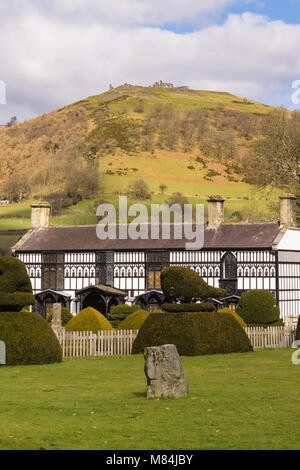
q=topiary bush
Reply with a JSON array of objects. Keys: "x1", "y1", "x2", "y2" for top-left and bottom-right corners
[
  {"x1": 0, "y1": 257, "x2": 35, "y2": 311},
  {"x1": 65, "y1": 307, "x2": 112, "y2": 333},
  {"x1": 117, "y1": 309, "x2": 151, "y2": 330},
  {"x1": 109, "y1": 304, "x2": 140, "y2": 328},
  {"x1": 0, "y1": 311, "x2": 62, "y2": 366},
  {"x1": 47, "y1": 307, "x2": 73, "y2": 327},
  {"x1": 218, "y1": 308, "x2": 246, "y2": 328},
  {"x1": 236, "y1": 290, "x2": 280, "y2": 325},
  {"x1": 162, "y1": 302, "x2": 216, "y2": 312},
  {"x1": 245, "y1": 320, "x2": 284, "y2": 327},
  {"x1": 160, "y1": 266, "x2": 226, "y2": 303},
  {"x1": 0, "y1": 257, "x2": 62, "y2": 366},
  {"x1": 132, "y1": 311, "x2": 253, "y2": 356}
]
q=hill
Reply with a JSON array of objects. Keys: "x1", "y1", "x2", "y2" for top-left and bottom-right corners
[{"x1": 0, "y1": 83, "x2": 284, "y2": 240}]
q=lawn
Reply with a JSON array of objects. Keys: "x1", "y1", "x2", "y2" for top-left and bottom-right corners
[{"x1": 0, "y1": 349, "x2": 299, "y2": 450}]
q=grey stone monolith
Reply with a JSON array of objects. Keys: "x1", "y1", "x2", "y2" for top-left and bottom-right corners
[{"x1": 144, "y1": 344, "x2": 189, "y2": 398}]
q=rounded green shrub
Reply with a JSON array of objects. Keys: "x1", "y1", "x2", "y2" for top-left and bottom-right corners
[
  {"x1": 109, "y1": 304, "x2": 140, "y2": 328},
  {"x1": 0, "y1": 257, "x2": 35, "y2": 311},
  {"x1": 236, "y1": 290, "x2": 280, "y2": 325},
  {"x1": 0, "y1": 311, "x2": 62, "y2": 366},
  {"x1": 161, "y1": 266, "x2": 226, "y2": 303},
  {"x1": 110, "y1": 304, "x2": 139, "y2": 317},
  {"x1": 218, "y1": 308, "x2": 246, "y2": 328},
  {"x1": 162, "y1": 302, "x2": 216, "y2": 312},
  {"x1": 47, "y1": 307, "x2": 73, "y2": 327},
  {"x1": 117, "y1": 309, "x2": 151, "y2": 330},
  {"x1": 65, "y1": 307, "x2": 112, "y2": 333},
  {"x1": 132, "y1": 311, "x2": 253, "y2": 356}
]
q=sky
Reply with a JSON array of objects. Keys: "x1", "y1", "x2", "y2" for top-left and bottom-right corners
[{"x1": 1, "y1": 0, "x2": 300, "y2": 123}]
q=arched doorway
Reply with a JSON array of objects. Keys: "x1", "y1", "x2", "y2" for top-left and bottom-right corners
[
  {"x1": 76, "y1": 285, "x2": 127, "y2": 317},
  {"x1": 82, "y1": 293, "x2": 106, "y2": 314},
  {"x1": 134, "y1": 289, "x2": 166, "y2": 312},
  {"x1": 148, "y1": 293, "x2": 162, "y2": 312},
  {"x1": 35, "y1": 290, "x2": 70, "y2": 319}
]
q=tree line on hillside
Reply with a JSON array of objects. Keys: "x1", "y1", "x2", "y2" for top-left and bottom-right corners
[
  {"x1": 1, "y1": 97, "x2": 300, "y2": 220},
  {"x1": 0, "y1": 149, "x2": 100, "y2": 213},
  {"x1": 243, "y1": 109, "x2": 300, "y2": 222}
]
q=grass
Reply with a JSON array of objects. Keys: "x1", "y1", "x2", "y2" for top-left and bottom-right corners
[
  {"x1": 0, "y1": 349, "x2": 300, "y2": 450},
  {"x1": 102, "y1": 85, "x2": 272, "y2": 115}
]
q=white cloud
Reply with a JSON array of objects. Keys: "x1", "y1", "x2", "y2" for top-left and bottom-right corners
[
  {"x1": 50, "y1": 0, "x2": 239, "y2": 25},
  {"x1": 0, "y1": 8, "x2": 300, "y2": 122},
  {"x1": 2, "y1": 0, "x2": 239, "y2": 26}
]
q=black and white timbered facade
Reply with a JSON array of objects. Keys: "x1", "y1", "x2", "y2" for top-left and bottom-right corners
[{"x1": 12, "y1": 196, "x2": 300, "y2": 318}]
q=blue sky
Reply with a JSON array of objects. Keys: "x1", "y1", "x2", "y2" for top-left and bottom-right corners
[
  {"x1": 156, "y1": 1, "x2": 300, "y2": 32},
  {"x1": 222, "y1": 1, "x2": 300, "y2": 25},
  {"x1": 0, "y1": 1, "x2": 300, "y2": 122},
  {"x1": 159, "y1": 1, "x2": 300, "y2": 109}
]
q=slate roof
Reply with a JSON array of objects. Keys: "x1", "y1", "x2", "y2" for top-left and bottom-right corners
[
  {"x1": 13, "y1": 223, "x2": 282, "y2": 252},
  {"x1": 76, "y1": 284, "x2": 127, "y2": 296}
]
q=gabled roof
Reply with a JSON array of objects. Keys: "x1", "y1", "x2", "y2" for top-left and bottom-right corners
[
  {"x1": 76, "y1": 284, "x2": 127, "y2": 297},
  {"x1": 13, "y1": 223, "x2": 282, "y2": 252},
  {"x1": 276, "y1": 227, "x2": 300, "y2": 251},
  {"x1": 35, "y1": 289, "x2": 72, "y2": 298}
]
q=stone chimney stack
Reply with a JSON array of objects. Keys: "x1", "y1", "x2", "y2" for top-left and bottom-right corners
[
  {"x1": 31, "y1": 202, "x2": 51, "y2": 230},
  {"x1": 280, "y1": 194, "x2": 297, "y2": 227},
  {"x1": 207, "y1": 196, "x2": 224, "y2": 227}
]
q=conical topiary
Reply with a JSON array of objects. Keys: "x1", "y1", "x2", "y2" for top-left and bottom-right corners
[
  {"x1": 65, "y1": 307, "x2": 112, "y2": 333},
  {"x1": 0, "y1": 257, "x2": 62, "y2": 366},
  {"x1": 0, "y1": 311, "x2": 62, "y2": 366}
]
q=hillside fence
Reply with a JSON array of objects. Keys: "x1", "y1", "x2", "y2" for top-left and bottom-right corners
[{"x1": 55, "y1": 319, "x2": 298, "y2": 358}]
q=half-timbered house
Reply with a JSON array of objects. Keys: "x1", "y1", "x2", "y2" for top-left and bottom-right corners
[{"x1": 12, "y1": 195, "x2": 300, "y2": 318}]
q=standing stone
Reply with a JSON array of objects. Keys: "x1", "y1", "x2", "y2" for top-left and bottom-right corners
[
  {"x1": 52, "y1": 303, "x2": 63, "y2": 332},
  {"x1": 144, "y1": 344, "x2": 189, "y2": 398},
  {"x1": 0, "y1": 341, "x2": 6, "y2": 365}
]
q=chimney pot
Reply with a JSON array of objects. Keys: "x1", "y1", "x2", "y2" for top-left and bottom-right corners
[
  {"x1": 279, "y1": 194, "x2": 296, "y2": 227},
  {"x1": 207, "y1": 196, "x2": 224, "y2": 227},
  {"x1": 31, "y1": 202, "x2": 51, "y2": 230}
]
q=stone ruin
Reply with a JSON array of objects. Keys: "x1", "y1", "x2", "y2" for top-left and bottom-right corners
[{"x1": 152, "y1": 80, "x2": 174, "y2": 89}]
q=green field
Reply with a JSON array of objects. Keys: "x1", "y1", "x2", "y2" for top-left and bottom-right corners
[
  {"x1": 0, "y1": 349, "x2": 299, "y2": 450},
  {"x1": 0, "y1": 182, "x2": 280, "y2": 231}
]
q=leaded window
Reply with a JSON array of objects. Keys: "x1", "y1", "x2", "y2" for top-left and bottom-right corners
[{"x1": 222, "y1": 252, "x2": 237, "y2": 279}]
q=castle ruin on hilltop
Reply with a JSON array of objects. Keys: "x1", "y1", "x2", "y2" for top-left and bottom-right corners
[{"x1": 152, "y1": 80, "x2": 174, "y2": 89}]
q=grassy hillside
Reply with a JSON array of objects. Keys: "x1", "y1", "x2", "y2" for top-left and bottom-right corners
[{"x1": 0, "y1": 84, "x2": 283, "y2": 239}]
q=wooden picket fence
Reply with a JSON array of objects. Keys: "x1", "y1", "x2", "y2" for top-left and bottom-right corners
[
  {"x1": 55, "y1": 330, "x2": 139, "y2": 358},
  {"x1": 55, "y1": 323, "x2": 298, "y2": 358},
  {"x1": 245, "y1": 325, "x2": 296, "y2": 349}
]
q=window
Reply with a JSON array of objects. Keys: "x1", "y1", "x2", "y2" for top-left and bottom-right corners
[
  {"x1": 222, "y1": 252, "x2": 237, "y2": 279},
  {"x1": 148, "y1": 271, "x2": 161, "y2": 289}
]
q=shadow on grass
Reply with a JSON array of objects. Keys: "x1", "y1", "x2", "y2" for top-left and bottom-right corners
[{"x1": 132, "y1": 392, "x2": 146, "y2": 398}]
